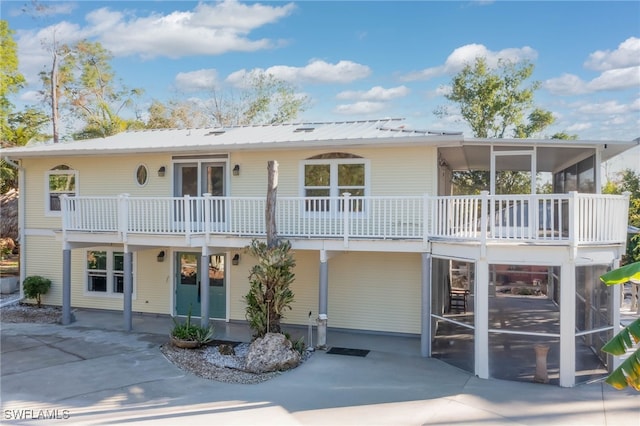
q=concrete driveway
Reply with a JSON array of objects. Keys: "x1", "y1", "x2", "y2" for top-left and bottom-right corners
[{"x1": 1, "y1": 321, "x2": 638, "y2": 425}]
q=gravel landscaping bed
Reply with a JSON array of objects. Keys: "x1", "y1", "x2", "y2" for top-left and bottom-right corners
[{"x1": 1, "y1": 302, "x2": 62, "y2": 323}]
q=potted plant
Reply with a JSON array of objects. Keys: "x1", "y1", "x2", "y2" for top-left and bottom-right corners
[{"x1": 170, "y1": 307, "x2": 214, "y2": 349}]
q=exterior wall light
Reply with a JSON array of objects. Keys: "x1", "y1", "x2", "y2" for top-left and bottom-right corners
[
  {"x1": 158, "y1": 166, "x2": 166, "y2": 177},
  {"x1": 157, "y1": 250, "x2": 165, "y2": 262},
  {"x1": 232, "y1": 253, "x2": 240, "y2": 265},
  {"x1": 232, "y1": 165, "x2": 240, "y2": 176}
]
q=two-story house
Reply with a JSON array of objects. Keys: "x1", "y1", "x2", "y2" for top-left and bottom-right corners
[{"x1": 2, "y1": 118, "x2": 637, "y2": 387}]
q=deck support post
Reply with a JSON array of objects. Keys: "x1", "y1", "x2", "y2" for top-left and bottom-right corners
[
  {"x1": 475, "y1": 258, "x2": 490, "y2": 379},
  {"x1": 421, "y1": 253, "x2": 432, "y2": 357},
  {"x1": 200, "y1": 249, "x2": 210, "y2": 328},
  {"x1": 123, "y1": 251, "x2": 133, "y2": 332},
  {"x1": 559, "y1": 260, "x2": 576, "y2": 387},
  {"x1": 317, "y1": 250, "x2": 329, "y2": 349},
  {"x1": 62, "y1": 247, "x2": 72, "y2": 325}
]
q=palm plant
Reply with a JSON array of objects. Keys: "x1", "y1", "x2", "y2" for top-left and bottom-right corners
[
  {"x1": 244, "y1": 239, "x2": 296, "y2": 338},
  {"x1": 600, "y1": 261, "x2": 640, "y2": 390}
]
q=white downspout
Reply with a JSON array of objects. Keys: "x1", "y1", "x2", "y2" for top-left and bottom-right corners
[{"x1": 3, "y1": 156, "x2": 25, "y2": 297}]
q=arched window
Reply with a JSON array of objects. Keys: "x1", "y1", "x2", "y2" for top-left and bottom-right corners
[
  {"x1": 46, "y1": 164, "x2": 77, "y2": 215},
  {"x1": 301, "y1": 153, "x2": 368, "y2": 213}
]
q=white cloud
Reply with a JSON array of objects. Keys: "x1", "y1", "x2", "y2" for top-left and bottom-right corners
[
  {"x1": 401, "y1": 43, "x2": 538, "y2": 81},
  {"x1": 95, "y1": 1, "x2": 295, "y2": 59},
  {"x1": 576, "y1": 100, "x2": 631, "y2": 115},
  {"x1": 588, "y1": 66, "x2": 640, "y2": 92},
  {"x1": 226, "y1": 60, "x2": 371, "y2": 86},
  {"x1": 584, "y1": 37, "x2": 640, "y2": 71},
  {"x1": 566, "y1": 122, "x2": 592, "y2": 132},
  {"x1": 545, "y1": 66, "x2": 640, "y2": 95},
  {"x1": 543, "y1": 74, "x2": 589, "y2": 95},
  {"x1": 334, "y1": 101, "x2": 386, "y2": 115},
  {"x1": 336, "y1": 86, "x2": 409, "y2": 101},
  {"x1": 174, "y1": 69, "x2": 219, "y2": 92}
]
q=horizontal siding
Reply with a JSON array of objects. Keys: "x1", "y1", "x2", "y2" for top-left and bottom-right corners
[
  {"x1": 229, "y1": 249, "x2": 421, "y2": 334},
  {"x1": 23, "y1": 235, "x2": 63, "y2": 306},
  {"x1": 227, "y1": 249, "x2": 319, "y2": 324},
  {"x1": 22, "y1": 155, "x2": 172, "y2": 230},
  {"x1": 23, "y1": 236, "x2": 171, "y2": 313},
  {"x1": 230, "y1": 146, "x2": 437, "y2": 198},
  {"x1": 328, "y1": 252, "x2": 422, "y2": 334}
]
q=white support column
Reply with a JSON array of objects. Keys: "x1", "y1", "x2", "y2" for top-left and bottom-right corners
[
  {"x1": 559, "y1": 261, "x2": 576, "y2": 387},
  {"x1": 123, "y1": 250, "x2": 133, "y2": 332},
  {"x1": 62, "y1": 245, "x2": 72, "y2": 325},
  {"x1": 317, "y1": 250, "x2": 329, "y2": 349},
  {"x1": 421, "y1": 253, "x2": 432, "y2": 357},
  {"x1": 611, "y1": 258, "x2": 622, "y2": 371},
  {"x1": 200, "y1": 247, "x2": 210, "y2": 328},
  {"x1": 475, "y1": 258, "x2": 490, "y2": 379}
]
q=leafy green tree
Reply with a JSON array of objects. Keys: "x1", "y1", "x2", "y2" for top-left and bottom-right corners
[
  {"x1": 603, "y1": 169, "x2": 640, "y2": 263},
  {"x1": 244, "y1": 239, "x2": 296, "y2": 338},
  {"x1": 144, "y1": 99, "x2": 210, "y2": 129},
  {"x1": 210, "y1": 72, "x2": 309, "y2": 127},
  {"x1": 0, "y1": 20, "x2": 25, "y2": 139},
  {"x1": 436, "y1": 57, "x2": 555, "y2": 194},
  {"x1": 40, "y1": 40, "x2": 142, "y2": 140}
]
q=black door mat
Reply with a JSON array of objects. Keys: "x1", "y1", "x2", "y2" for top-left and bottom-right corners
[{"x1": 326, "y1": 347, "x2": 369, "y2": 357}]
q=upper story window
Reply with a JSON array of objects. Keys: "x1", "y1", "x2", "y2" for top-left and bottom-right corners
[
  {"x1": 302, "y1": 153, "x2": 368, "y2": 212},
  {"x1": 46, "y1": 165, "x2": 77, "y2": 215}
]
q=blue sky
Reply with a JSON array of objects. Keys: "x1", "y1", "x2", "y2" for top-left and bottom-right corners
[{"x1": 3, "y1": 0, "x2": 640, "y2": 169}]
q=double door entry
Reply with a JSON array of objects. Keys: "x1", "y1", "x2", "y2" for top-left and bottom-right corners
[{"x1": 175, "y1": 252, "x2": 226, "y2": 319}]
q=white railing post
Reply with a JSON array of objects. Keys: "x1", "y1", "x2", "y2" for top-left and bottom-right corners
[
  {"x1": 423, "y1": 193, "x2": 430, "y2": 245},
  {"x1": 480, "y1": 191, "x2": 489, "y2": 253},
  {"x1": 342, "y1": 192, "x2": 351, "y2": 247},
  {"x1": 203, "y1": 193, "x2": 211, "y2": 241},
  {"x1": 60, "y1": 194, "x2": 69, "y2": 240},
  {"x1": 118, "y1": 194, "x2": 130, "y2": 243},
  {"x1": 568, "y1": 191, "x2": 578, "y2": 257},
  {"x1": 184, "y1": 195, "x2": 192, "y2": 239}
]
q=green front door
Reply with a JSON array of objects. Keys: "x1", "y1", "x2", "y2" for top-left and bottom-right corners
[{"x1": 175, "y1": 252, "x2": 226, "y2": 318}]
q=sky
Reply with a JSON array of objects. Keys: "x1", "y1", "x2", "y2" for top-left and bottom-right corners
[{"x1": 2, "y1": 0, "x2": 639, "y2": 171}]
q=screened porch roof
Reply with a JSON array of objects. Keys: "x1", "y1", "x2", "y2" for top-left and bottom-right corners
[{"x1": 438, "y1": 138, "x2": 639, "y2": 173}]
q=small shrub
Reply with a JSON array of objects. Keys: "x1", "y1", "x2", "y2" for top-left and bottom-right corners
[
  {"x1": 23, "y1": 275, "x2": 51, "y2": 307},
  {"x1": 171, "y1": 307, "x2": 214, "y2": 347}
]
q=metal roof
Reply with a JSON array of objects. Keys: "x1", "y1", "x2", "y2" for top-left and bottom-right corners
[
  {"x1": 0, "y1": 119, "x2": 463, "y2": 158},
  {"x1": 1, "y1": 119, "x2": 638, "y2": 168}
]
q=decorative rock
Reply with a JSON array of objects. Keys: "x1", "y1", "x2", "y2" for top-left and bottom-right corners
[
  {"x1": 218, "y1": 343, "x2": 235, "y2": 355},
  {"x1": 245, "y1": 333, "x2": 301, "y2": 373}
]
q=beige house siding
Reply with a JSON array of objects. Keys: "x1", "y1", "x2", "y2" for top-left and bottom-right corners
[
  {"x1": 23, "y1": 235, "x2": 63, "y2": 306},
  {"x1": 22, "y1": 155, "x2": 171, "y2": 230},
  {"x1": 227, "y1": 249, "x2": 319, "y2": 325},
  {"x1": 230, "y1": 146, "x2": 437, "y2": 198},
  {"x1": 328, "y1": 252, "x2": 422, "y2": 334}
]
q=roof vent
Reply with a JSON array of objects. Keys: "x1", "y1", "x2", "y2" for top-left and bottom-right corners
[
  {"x1": 205, "y1": 130, "x2": 226, "y2": 136},
  {"x1": 294, "y1": 127, "x2": 315, "y2": 133}
]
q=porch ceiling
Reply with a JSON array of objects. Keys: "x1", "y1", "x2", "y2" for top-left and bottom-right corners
[{"x1": 439, "y1": 138, "x2": 638, "y2": 173}]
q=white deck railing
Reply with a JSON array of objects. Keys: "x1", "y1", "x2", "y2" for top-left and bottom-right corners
[{"x1": 61, "y1": 192, "x2": 630, "y2": 245}]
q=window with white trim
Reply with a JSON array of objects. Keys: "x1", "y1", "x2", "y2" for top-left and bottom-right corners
[
  {"x1": 86, "y1": 250, "x2": 128, "y2": 295},
  {"x1": 46, "y1": 165, "x2": 77, "y2": 215},
  {"x1": 302, "y1": 153, "x2": 367, "y2": 213}
]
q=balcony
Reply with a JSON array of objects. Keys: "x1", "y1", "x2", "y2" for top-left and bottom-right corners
[{"x1": 61, "y1": 192, "x2": 630, "y2": 248}]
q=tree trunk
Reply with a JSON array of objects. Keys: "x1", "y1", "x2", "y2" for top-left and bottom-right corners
[
  {"x1": 51, "y1": 51, "x2": 59, "y2": 144},
  {"x1": 266, "y1": 160, "x2": 278, "y2": 248}
]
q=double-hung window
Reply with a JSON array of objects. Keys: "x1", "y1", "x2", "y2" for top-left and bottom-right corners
[
  {"x1": 302, "y1": 153, "x2": 368, "y2": 213},
  {"x1": 46, "y1": 165, "x2": 77, "y2": 215},
  {"x1": 86, "y1": 250, "x2": 128, "y2": 296}
]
